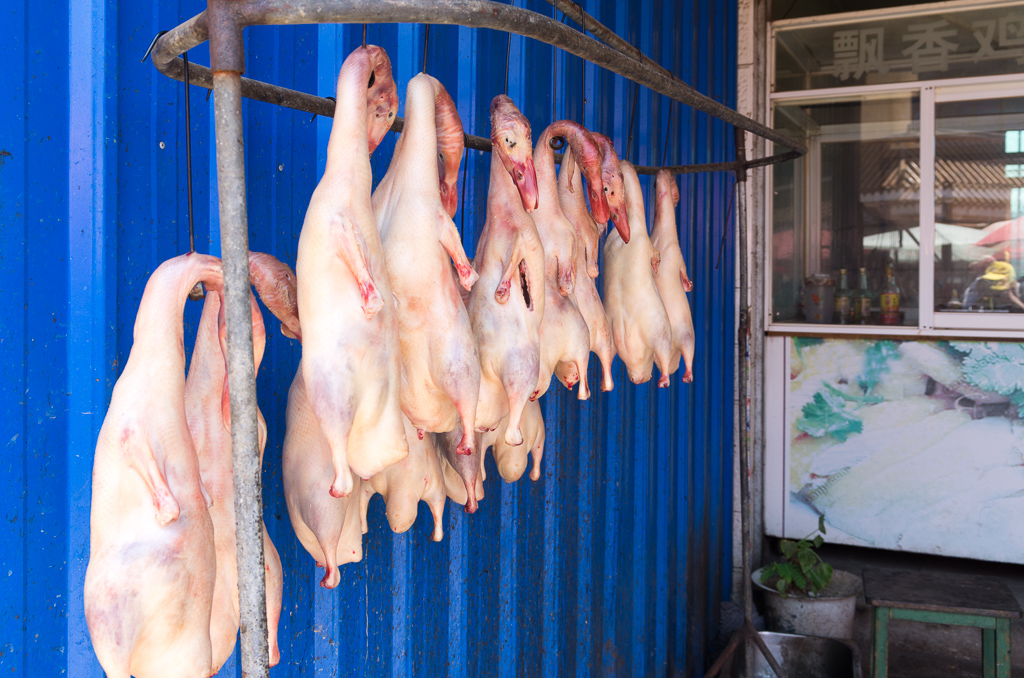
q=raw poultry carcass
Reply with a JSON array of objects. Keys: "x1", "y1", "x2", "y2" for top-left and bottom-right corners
[
  {"x1": 437, "y1": 425, "x2": 486, "y2": 513},
  {"x1": 373, "y1": 73, "x2": 479, "y2": 455},
  {"x1": 296, "y1": 44, "x2": 406, "y2": 500},
  {"x1": 554, "y1": 136, "x2": 630, "y2": 392},
  {"x1": 184, "y1": 252, "x2": 298, "y2": 672},
  {"x1": 651, "y1": 170, "x2": 695, "y2": 382},
  {"x1": 480, "y1": 400, "x2": 546, "y2": 484},
  {"x1": 85, "y1": 253, "x2": 223, "y2": 678},
  {"x1": 283, "y1": 367, "x2": 365, "y2": 589},
  {"x1": 365, "y1": 415, "x2": 447, "y2": 541},
  {"x1": 532, "y1": 121, "x2": 610, "y2": 400},
  {"x1": 468, "y1": 94, "x2": 542, "y2": 453},
  {"x1": 603, "y1": 160, "x2": 674, "y2": 387}
]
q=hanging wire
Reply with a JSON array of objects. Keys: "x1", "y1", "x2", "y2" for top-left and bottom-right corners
[
  {"x1": 503, "y1": 21, "x2": 513, "y2": 93},
  {"x1": 459, "y1": 142, "x2": 470, "y2": 239},
  {"x1": 625, "y1": 80, "x2": 639, "y2": 163},
  {"x1": 662, "y1": 100, "x2": 673, "y2": 167},
  {"x1": 715, "y1": 181, "x2": 738, "y2": 271},
  {"x1": 580, "y1": 11, "x2": 586, "y2": 112},
  {"x1": 183, "y1": 52, "x2": 204, "y2": 300},
  {"x1": 552, "y1": 0, "x2": 558, "y2": 121},
  {"x1": 422, "y1": 24, "x2": 431, "y2": 73}
]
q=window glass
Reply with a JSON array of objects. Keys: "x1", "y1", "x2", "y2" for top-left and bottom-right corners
[
  {"x1": 772, "y1": 94, "x2": 920, "y2": 325},
  {"x1": 934, "y1": 96, "x2": 1024, "y2": 314}
]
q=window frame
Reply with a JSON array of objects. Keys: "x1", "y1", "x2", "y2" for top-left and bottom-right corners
[{"x1": 766, "y1": 28, "x2": 1024, "y2": 338}]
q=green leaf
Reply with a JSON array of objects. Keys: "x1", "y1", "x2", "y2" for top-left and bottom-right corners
[
  {"x1": 820, "y1": 563, "x2": 834, "y2": 588},
  {"x1": 780, "y1": 540, "x2": 798, "y2": 559},
  {"x1": 951, "y1": 342, "x2": 1024, "y2": 417},
  {"x1": 818, "y1": 514, "x2": 827, "y2": 535},
  {"x1": 776, "y1": 579, "x2": 789, "y2": 597},
  {"x1": 793, "y1": 570, "x2": 807, "y2": 592},
  {"x1": 812, "y1": 535, "x2": 824, "y2": 549},
  {"x1": 796, "y1": 390, "x2": 864, "y2": 442},
  {"x1": 858, "y1": 340, "x2": 901, "y2": 393},
  {"x1": 798, "y1": 549, "x2": 817, "y2": 573}
]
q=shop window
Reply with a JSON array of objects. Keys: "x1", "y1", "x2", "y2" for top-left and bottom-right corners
[
  {"x1": 771, "y1": 3, "x2": 1024, "y2": 334},
  {"x1": 772, "y1": 94, "x2": 920, "y2": 325},
  {"x1": 934, "y1": 97, "x2": 1024, "y2": 315}
]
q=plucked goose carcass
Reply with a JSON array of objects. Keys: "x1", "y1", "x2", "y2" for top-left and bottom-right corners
[
  {"x1": 366, "y1": 415, "x2": 447, "y2": 541},
  {"x1": 184, "y1": 252, "x2": 298, "y2": 672},
  {"x1": 480, "y1": 399, "x2": 546, "y2": 484},
  {"x1": 603, "y1": 160, "x2": 673, "y2": 387},
  {"x1": 467, "y1": 93, "x2": 541, "y2": 458},
  {"x1": 436, "y1": 425, "x2": 486, "y2": 513},
  {"x1": 554, "y1": 135, "x2": 629, "y2": 392},
  {"x1": 85, "y1": 253, "x2": 222, "y2": 678},
  {"x1": 373, "y1": 73, "x2": 479, "y2": 455},
  {"x1": 283, "y1": 367, "x2": 365, "y2": 589},
  {"x1": 296, "y1": 44, "x2": 406, "y2": 500},
  {"x1": 531, "y1": 121, "x2": 610, "y2": 400},
  {"x1": 650, "y1": 170, "x2": 695, "y2": 382}
]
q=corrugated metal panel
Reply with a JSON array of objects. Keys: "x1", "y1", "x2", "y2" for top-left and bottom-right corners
[{"x1": 0, "y1": 0, "x2": 735, "y2": 674}]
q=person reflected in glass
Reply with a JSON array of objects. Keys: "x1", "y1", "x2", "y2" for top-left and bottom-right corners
[{"x1": 963, "y1": 253, "x2": 1024, "y2": 312}]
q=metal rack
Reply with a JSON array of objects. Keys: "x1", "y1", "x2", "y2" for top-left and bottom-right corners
[{"x1": 149, "y1": 2, "x2": 803, "y2": 674}]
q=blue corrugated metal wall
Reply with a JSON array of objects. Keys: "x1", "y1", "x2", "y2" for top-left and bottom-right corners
[{"x1": 0, "y1": 0, "x2": 735, "y2": 675}]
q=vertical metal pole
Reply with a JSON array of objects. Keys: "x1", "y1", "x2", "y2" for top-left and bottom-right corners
[
  {"x1": 212, "y1": 70, "x2": 270, "y2": 678},
  {"x1": 734, "y1": 125, "x2": 753, "y2": 631}
]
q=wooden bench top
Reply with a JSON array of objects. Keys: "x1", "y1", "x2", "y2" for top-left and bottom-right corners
[{"x1": 863, "y1": 568, "x2": 1022, "y2": 620}]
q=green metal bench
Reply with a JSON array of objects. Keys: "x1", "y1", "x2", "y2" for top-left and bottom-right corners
[{"x1": 864, "y1": 568, "x2": 1022, "y2": 678}]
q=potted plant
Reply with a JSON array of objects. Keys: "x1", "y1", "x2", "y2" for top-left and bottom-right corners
[{"x1": 752, "y1": 515, "x2": 861, "y2": 640}]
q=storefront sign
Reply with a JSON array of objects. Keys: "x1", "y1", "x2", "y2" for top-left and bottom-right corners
[{"x1": 776, "y1": 4, "x2": 1024, "y2": 91}]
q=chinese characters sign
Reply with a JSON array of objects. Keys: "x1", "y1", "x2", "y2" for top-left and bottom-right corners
[{"x1": 776, "y1": 5, "x2": 1024, "y2": 91}]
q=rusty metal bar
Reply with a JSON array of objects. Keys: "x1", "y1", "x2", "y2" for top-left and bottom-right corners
[{"x1": 149, "y1": 0, "x2": 806, "y2": 173}]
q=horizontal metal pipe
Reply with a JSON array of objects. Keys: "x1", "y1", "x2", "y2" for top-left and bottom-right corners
[
  {"x1": 150, "y1": 0, "x2": 805, "y2": 156},
  {"x1": 152, "y1": 53, "x2": 796, "y2": 175}
]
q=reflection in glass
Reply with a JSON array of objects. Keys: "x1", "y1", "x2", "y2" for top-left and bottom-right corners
[
  {"x1": 772, "y1": 95, "x2": 920, "y2": 325},
  {"x1": 934, "y1": 97, "x2": 1024, "y2": 314}
]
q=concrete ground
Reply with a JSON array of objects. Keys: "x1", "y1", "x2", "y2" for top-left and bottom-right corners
[{"x1": 794, "y1": 544, "x2": 1024, "y2": 677}]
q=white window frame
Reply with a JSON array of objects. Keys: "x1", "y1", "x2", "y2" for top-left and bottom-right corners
[{"x1": 766, "y1": 9, "x2": 1024, "y2": 339}]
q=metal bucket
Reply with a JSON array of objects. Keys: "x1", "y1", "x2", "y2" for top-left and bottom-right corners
[{"x1": 723, "y1": 631, "x2": 861, "y2": 678}]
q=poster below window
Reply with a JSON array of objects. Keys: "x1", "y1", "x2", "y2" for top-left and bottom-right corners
[{"x1": 788, "y1": 337, "x2": 1024, "y2": 563}]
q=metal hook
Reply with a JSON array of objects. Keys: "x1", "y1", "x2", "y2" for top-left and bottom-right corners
[
  {"x1": 362, "y1": 23, "x2": 367, "y2": 48},
  {"x1": 625, "y1": 81, "x2": 639, "y2": 163},
  {"x1": 422, "y1": 24, "x2": 431, "y2": 73},
  {"x1": 182, "y1": 51, "x2": 205, "y2": 300},
  {"x1": 552, "y1": 0, "x2": 558, "y2": 121},
  {"x1": 141, "y1": 31, "x2": 168, "y2": 63},
  {"x1": 662, "y1": 100, "x2": 673, "y2": 167},
  {"x1": 504, "y1": 1, "x2": 514, "y2": 96},
  {"x1": 310, "y1": 96, "x2": 336, "y2": 123},
  {"x1": 458, "y1": 142, "x2": 470, "y2": 240},
  {"x1": 549, "y1": 136, "x2": 565, "y2": 151}
]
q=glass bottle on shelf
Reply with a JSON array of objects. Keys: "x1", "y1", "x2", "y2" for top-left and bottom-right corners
[
  {"x1": 947, "y1": 288, "x2": 962, "y2": 310},
  {"x1": 853, "y1": 268, "x2": 871, "y2": 324},
  {"x1": 835, "y1": 268, "x2": 851, "y2": 324},
  {"x1": 879, "y1": 263, "x2": 901, "y2": 325}
]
